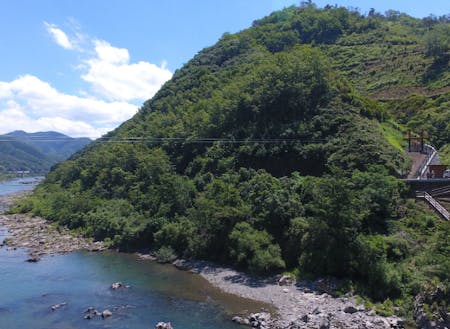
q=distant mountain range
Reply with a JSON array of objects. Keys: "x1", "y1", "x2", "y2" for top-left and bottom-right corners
[{"x1": 0, "y1": 131, "x2": 91, "y2": 173}]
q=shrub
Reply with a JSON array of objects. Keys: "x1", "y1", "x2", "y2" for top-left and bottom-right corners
[
  {"x1": 229, "y1": 222, "x2": 285, "y2": 274},
  {"x1": 155, "y1": 246, "x2": 178, "y2": 263}
]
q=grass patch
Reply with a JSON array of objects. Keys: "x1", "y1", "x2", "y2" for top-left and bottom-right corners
[
  {"x1": 375, "y1": 299, "x2": 395, "y2": 317},
  {"x1": 379, "y1": 120, "x2": 407, "y2": 152}
]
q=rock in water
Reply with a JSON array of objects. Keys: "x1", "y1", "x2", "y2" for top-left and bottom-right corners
[
  {"x1": 51, "y1": 302, "x2": 67, "y2": 311},
  {"x1": 101, "y1": 309, "x2": 112, "y2": 318},
  {"x1": 26, "y1": 256, "x2": 40, "y2": 262},
  {"x1": 111, "y1": 281, "x2": 130, "y2": 289},
  {"x1": 111, "y1": 282, "x2": 123, "y2": 289},
  {"x1": 155, "y1": 322, "x2": 174, "y2": 329},
  {"x1": 84, "y1": 307, "x2": 101, "y2": 319}
]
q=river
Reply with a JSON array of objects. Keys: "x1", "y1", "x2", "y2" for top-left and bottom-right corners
[{"x1": 0, "y1": 178, "x2": 262, "y2": 329}]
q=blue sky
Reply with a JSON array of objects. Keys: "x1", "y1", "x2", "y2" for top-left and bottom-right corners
[{"x1": 0, "y1": 1, "x2": 448, "y2": 138}]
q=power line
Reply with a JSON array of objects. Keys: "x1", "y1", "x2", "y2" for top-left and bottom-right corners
[
  {"x1": 93, "y1": 136, "x2": 330, "y2": 143},
  {"x1": 0, "y1": 136, "x2": 329, "y2": 144}
]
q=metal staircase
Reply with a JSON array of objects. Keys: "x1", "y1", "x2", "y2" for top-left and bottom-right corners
[{"x1": 416, "y1": 191, "x2": 450, "y2": 220}]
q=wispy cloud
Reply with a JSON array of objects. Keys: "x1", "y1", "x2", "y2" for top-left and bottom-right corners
[{"x1": 44, "y1": 22, "x2": 74, "y2": 50}]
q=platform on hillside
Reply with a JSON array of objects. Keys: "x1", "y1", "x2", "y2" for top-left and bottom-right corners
[{"x1": 406, "y1": 152, "x2": 427, "y2": 179}]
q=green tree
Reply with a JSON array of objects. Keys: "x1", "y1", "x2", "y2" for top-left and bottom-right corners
[
  {"x1": 229, "y1": 222, "x2": 285, "y2": 274},
  {"x1": 424, "y1": 24, "x2": 450, "y2": 61}
]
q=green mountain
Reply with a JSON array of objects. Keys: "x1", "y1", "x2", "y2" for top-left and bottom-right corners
[
  {"x1": 17, "y1": 3, "x2": 450, "y2": 320},
  {"x1": 0, "y1": 135, "x2": 54, "y2": 173},
  {"x1": 5, "y1": 130, "x2": 91, "y2": 161},
  {"x1": 0, "y1": 131, "x2": 91, "y2": 172}
]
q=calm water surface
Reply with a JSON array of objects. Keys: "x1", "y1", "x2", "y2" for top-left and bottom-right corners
[
  {"x1": 0, "y1": 176, "x2": 43, "y2": 196},
  {"x1": 0, "y1": 178, "x2": 261, "y2": 329}
]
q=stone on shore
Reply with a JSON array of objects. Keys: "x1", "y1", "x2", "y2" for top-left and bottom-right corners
[
  {"x1": 343, "y1": 305, "x2": 359, "y2": 314},
  {"x1": 232, "y1": 316, "x2": 250, "y2": 325},
  {"x1": 172, "y1": 259, "x2": 190, "y2": 270},
  {"x1": 136, "y1": 253, "x2": 157, "y2": 261},
  {"x1": 278, "y1": 275, "x2": 294, "y2": 286},
  {"x1": 232, "y1": 312, "x2": 272, "y2": 328}
]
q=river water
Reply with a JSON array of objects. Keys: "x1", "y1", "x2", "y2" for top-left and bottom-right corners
[{"x1": 0, "y1": 178, "x2": 261, "y2": 329}]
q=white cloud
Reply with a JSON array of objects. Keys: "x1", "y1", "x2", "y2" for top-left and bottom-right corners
[
  {"x1": 44, "y1": 22, "x2": 74, "y2": 50},
  {"x1": 94, "y1": 40, "x2": 129, "y2": 64},
  {"x1": 0, "y1": 22, "x2": 173, "y2": 138},
  {"x1": 0, "y1": 107, "x2": 104, "y2": 139},
  {"x1": 43, "y1": 24, "x2": 173, "y2": 102},
  {"x1": 0, "y1": 75, "x2": 138, "y2": 138},
  {"x1": 82, "y1": 40, "x2": 173, "y2": 102}
]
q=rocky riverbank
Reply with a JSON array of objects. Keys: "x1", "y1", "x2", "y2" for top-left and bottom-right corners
[
  {"x1": 172, "y1": 259, "x2": 406, "y2": 329},
  {"x1": 0, "y1": 192, "x2": 27, "y2": 213},
  {"x1": 0, "y1": 213, "x2": 105, "y2": 260},
  {"x1": 0, "y1": 191, "x2": 105, "y2": 259}
]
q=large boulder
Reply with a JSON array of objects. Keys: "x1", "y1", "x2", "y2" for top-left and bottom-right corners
[{"x1": 278, "y1": 275, "x2": 294, "y2": 286}]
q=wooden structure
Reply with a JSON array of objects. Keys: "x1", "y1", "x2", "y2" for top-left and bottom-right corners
[
  {"x1": 405, "y1": 130, "x2": 428, "y2": 153},
  {"x1": 427, "y1": 165, "x2": 448, "y2": 179}
]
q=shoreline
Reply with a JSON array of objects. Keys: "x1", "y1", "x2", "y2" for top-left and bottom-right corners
[
  {"x1": 0, "y1": 213, "x2": 106, "y2": 259},
  {"x1": 0, "y1": 192, "x2": 105, "y2": 260},
  {"x1": 170, "y1": 259, "x2": 406, "y2": 329},
  {"x1": 1, "y1": 192, "x2": 405, "y2": 329}
]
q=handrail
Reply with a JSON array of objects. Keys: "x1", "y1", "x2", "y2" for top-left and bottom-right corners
[
  {"x1": 417, "y1": 191, "x2": 450, "y2": 220},
  {"x1": 430, "y1": 187, "x2": 450, "y2": 197},
  {"x1": 430, "y1": 185, "x2": 450, "y2": 194},
  {"x1": 417, "y1": 145, "x2": 437, "y2": 179}
]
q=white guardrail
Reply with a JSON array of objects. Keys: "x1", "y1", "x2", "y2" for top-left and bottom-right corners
[{"x1": 417, "y1": 144, "x2": 437, "y2": 179}]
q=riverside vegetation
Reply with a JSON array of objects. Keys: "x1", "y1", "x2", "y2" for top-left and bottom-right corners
[{"x1": 12, "y1": 3, "x2": 450, "y2": 324}]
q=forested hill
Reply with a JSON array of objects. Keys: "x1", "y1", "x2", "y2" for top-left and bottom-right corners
[
  {"x1": 0, "y1": 131, "x2": 91, "y2": 172},
  {"x1": 17, "y1": 3, "x2": 450, "y2": 319},
  {"x1": 5, "y1": 131, "x2": 91, "y2": 161}
]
